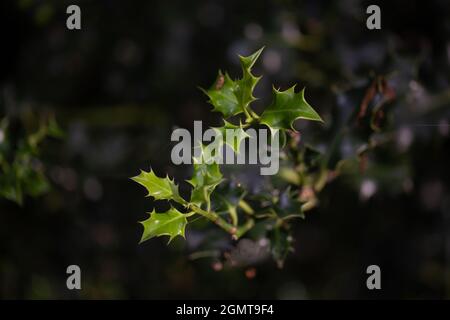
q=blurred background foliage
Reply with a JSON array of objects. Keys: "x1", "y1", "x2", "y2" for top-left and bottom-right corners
[{"x1": 0, "y1": 0, "x2": 449, "y2": 299}]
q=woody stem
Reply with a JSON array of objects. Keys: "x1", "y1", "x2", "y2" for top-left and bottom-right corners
[{"x1": 188, "y1": 204, "x2": 236, "y2": 235}]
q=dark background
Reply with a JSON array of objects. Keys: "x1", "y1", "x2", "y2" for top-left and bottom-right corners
[{"x1": 0, "y1": 0, "x2": 449, "y2": 299}]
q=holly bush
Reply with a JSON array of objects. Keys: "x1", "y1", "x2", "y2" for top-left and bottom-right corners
[
  {"x1": 132, "y1": 46, "x2": 400, "y2": 268},
  {"x1": 0, "y1": 108, "x2": 62, "y2": 205}
]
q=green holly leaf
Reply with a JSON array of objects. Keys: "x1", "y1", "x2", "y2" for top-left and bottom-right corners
[
  {"x1": 276, "y1": 188, "x2": 305, "y2": 220},
  {"x1": 202, "y1": 47, "x2": 263, "y2": 118},
  {"x1": 203, "y1": 72, "x2": 239, "y2": 118},
  {"x1": 269, "y1": 226, "x2": 293, "y2": 269},
  {"x1": 212, "y1": 183, "x2": 247, "y2": 226},
  {"x1": 140, "y1": 207, "x2": 188, "y2": 244},
  {"x1": 212, "y1": 120, "x2": 250, "y2": 154},
  {"x1": 187, "y1": 145, "x2": 224, "y2": 206},
  {"x1": 234, "y1": 48, "x2": 263, "y2": 112},
  {"x1": 131, "y1": 169, "x2": 186, "y2": 204},
  {"x1": 260, "y1": 86, "x2": 323, "y2": 131}
]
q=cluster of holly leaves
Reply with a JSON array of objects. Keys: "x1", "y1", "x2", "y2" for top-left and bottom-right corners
[
  {"x1": 0, "y1": 111, "x2": 63, "y2": 205},
  {"x1": 132, "y1": 47, "x2": 327, "y2": 267}
]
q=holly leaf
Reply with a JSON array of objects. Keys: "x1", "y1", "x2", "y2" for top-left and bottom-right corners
[
  {"x1": 187, "y1": 145, "x2": 224, "y2": 206},
  {"x1": 202, "y1": 47, "x2": 263, "y2": 118},
  {"x1": 234, "y1": 48, "x2": 263, "y2": 114},
  {"x1": 275, "y1": 188, "x2": 305, "y2": 220},
  {"x1": 140, "y1": 207, "x2": 188, "y2": 244},
  {"x1": 212, "y1": 183, "x2": 247, "y2": 226},
  {"x1": 131, "y1": 169, "x2": 186, "y2": 204},
  {"x1": 203, "y1": 72, "x2": 239, "y2": 118},
  {"x1": 260, "y1": 86, "x2": 323, "y2": 131},
  {"x1": 212, "y1": 120, "x2": 250, "y2": 154},
  {"x1": 269, "y1": 226, "x2": 293, "y2": 269}
]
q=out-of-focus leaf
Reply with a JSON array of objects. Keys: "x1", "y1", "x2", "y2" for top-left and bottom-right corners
[
  {"x1": 0, "y1": 114, "x2": 62, "y2": 205},
  {"x1": 269, "y1": 226, "x2": 293, "y2": 268}
]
